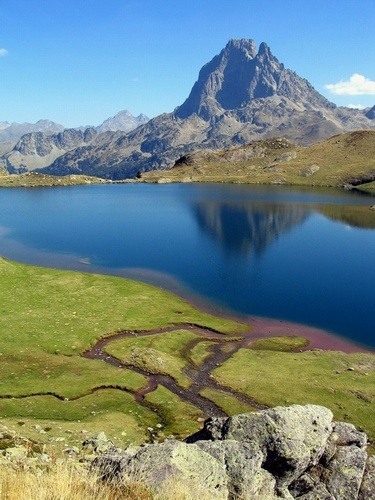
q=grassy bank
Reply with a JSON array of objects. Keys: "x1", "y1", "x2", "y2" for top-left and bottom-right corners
[
  {"x1": 0, "y1": 172, "x2": 109, "y2": 187},
  {"x1": 213, "y1": 347, "x2": 375, "y2": 441},
  {"x1": 140, "y1": 131, "x2": 375, "y2": 190}
]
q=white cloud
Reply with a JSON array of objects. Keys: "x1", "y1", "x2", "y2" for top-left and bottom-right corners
[
  {"x1": 347, "y1": 103, "x2": 366, "y2": 110},
  {"x1": 325, "y1": 74, "x2": 375, "y2": 95},
  {"x1": 0, "y1": 48, "x2": 8, "y2": 57}
]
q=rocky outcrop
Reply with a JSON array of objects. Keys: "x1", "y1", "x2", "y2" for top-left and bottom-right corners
[
  {"x1": 175, "y1": 39, "x2": 334, "y2": 121},
  {"x1": 1, "y1": 405, "x2": 373, "y2": 498},
  {"x1": 299, "y1": 164, "x2": 320, "y2": 177},
  {"x1": 93, "y1": 405, "x2": 374, "y2": 499}
]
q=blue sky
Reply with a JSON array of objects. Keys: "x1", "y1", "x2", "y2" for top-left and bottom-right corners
[{"x1": 1, "y1": 0, "x2": 375, "y2": 128}]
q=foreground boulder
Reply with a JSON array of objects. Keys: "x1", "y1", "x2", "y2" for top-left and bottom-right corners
[{"x1": 93, "y1": 404, "x2": 373, "y2": 499}]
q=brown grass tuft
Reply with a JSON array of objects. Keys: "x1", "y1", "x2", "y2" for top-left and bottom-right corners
[{"x1": 0, "y1": 463, "x2": 153, "y2": 500}]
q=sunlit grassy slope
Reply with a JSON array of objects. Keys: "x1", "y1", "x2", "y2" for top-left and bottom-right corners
[{"x1": 141, "y1": 130, "x2": 375, "y2": 190}]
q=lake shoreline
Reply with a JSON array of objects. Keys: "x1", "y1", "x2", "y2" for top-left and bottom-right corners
[
  {"x1": 117, "y1": 267, "x2": 373, "y2": 354},
  {"x1": 0, "y1": 243, "x2": 372, "y2": 354}
]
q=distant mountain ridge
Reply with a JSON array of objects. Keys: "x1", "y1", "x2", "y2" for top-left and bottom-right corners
[
  {"x1": 1, "y1": 39, "x2": 374, "y2": 179},
  {"x1": 0, "y1": 119, "x2": 64, "y2": 142},
  {"x1": 0, "y1": 110, "x2": 149, "y2": 173}
]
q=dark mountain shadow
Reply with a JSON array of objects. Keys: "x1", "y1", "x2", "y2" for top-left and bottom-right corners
[{"x1": 192, "y1": 201, "x2": 310, "y2": 256}]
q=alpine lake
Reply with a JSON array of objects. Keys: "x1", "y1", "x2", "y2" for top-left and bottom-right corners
[{"x1": 1, "y1": 182, "x2": 374, "y2": 350}]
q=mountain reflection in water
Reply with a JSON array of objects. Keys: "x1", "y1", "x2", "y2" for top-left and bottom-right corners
[{"x1": 193, "y1": 202, "x2": 310, "y2": 256}]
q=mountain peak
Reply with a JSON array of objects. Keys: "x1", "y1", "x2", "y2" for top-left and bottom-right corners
[
  {"x1": 96, "y1": 110, "x2": 149, "y2": 133},
  {"x1": 225, "y1": 38, "x2": 257, "y2": 57},
  {"x1": 258, "y1": 41, "x2": 270, "y2": 55},
  {"x1": 175, "y1": 38, "x2": 296, "y2": 120},
  {"x1": 175, "y1": 38, "x2": 340, "y2": 123}
]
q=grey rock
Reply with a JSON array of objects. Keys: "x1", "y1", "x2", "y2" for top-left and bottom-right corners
[
  {"x1": 365, "y1": 105, "x2": 375, "y2": 120},
  {"x1": 322, "y1": 445, "x2": 367, "y2": 499},
  {"x1": 331, "y1": 421, "x2": 367, "y2": 448},
  {"x1": 14, "y1": 132, "x2": 54, "y2": 156},
  {"x1": 0, "y1": 405, "x2": 372, "y2": 499},
  {"x1": 299, "y1": 165, "x2": 320, "y2": 177},
  {"x1": 95, "y1": 440, "x2": 228, "y2": 499},
  {"x1": 289, "y1": 473, "x2": 334, "y2": 499},
  {"x1": 4, "y1": 446, "x2": 28, "y2": 460},
  {"x1": 274, "y1": 151, "x2": 297, "y2": 162},
  {"x1": 321, "y1": 421, "x2": 367, "y2": 467},
  {"x1": 359, "y1": 456, "x2": 375, "y2": 499},
  {"x1": 198, "y1": 405, "x2": 333, "y2": 487},
  {"x1": 82, "y1": 431, "x2": 118, "y2": 454},
  {"x1": 196, "y1": 440, "x2": 276, "y2": 499}
]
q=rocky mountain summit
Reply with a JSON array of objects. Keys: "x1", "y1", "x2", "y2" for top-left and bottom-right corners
[
  {"x1": 1, "y1": 405, "x2": 374, "y2": 498},
  {"x1": 96, "y1": 110, "x2": 149, "y2": 133}
]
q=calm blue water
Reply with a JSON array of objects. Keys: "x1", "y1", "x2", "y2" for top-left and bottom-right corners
[{"x1": 0, "y1": 183, "x2": 374, "y2": 348}]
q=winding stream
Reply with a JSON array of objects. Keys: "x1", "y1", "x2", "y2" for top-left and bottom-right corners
[
  {"x1": 82, "y1": 324, "x2": 267, "y2": 419},
  {"x1": 81, "y1": 315, "x2": 371, "y2": 420}
]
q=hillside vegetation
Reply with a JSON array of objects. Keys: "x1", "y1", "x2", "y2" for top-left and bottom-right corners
[
  {"x1": 141, "y1": 130, "x2": 375, "y2": 192},
  {"x1": 0, "y1": 171, "x2": 109, "y2": 187}
]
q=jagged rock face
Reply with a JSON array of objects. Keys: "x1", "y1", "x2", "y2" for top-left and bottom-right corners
[
  {"x1": 1, "y1": 128, "x2": 98, "y2": 173},
  {"x1": 14, "y1": 132, "x2": 55, "y2": 156},
  {"x1": 176, "y1": 39, "x2": 334, "y2": 120},
  {"x1": 93, "y1": 405, "x2": 373, "y2": 499},
  {"x1": 13, "y1": 128, "x2": 96, "y2": 156}
]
